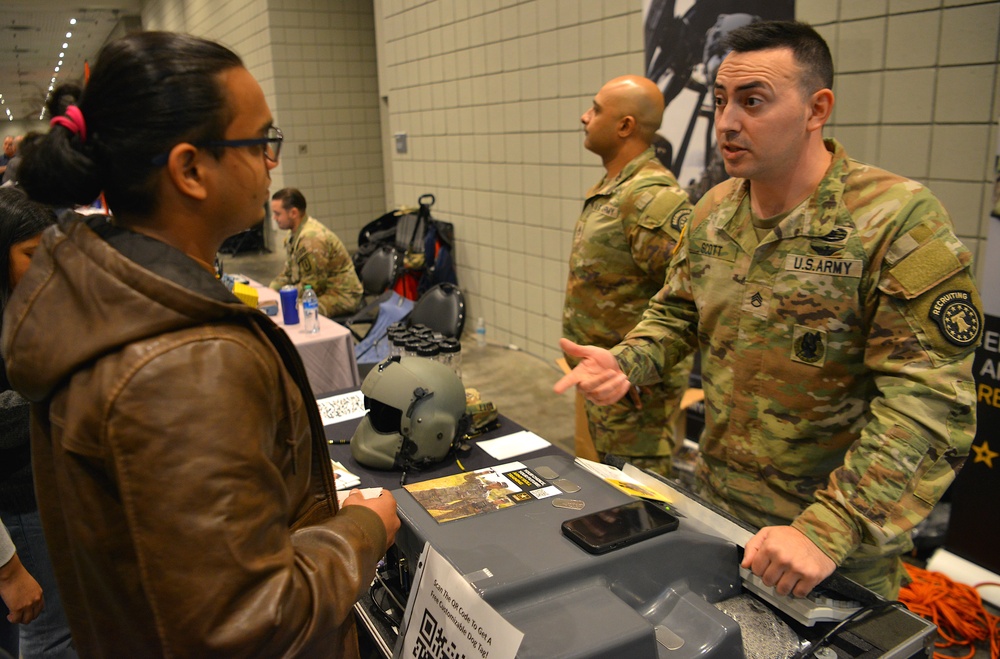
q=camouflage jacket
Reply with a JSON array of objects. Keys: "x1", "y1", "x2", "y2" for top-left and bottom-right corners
[
  {"x1": 270, "y1": 216, "x2": 363, "y2": 317},
  {"x1": 612, "y1": 139, "x2": 980, "y2": 566},
  {"x1": 563, "y1": 147, "x2": 691, "y2": 349},
  {"x1": 563, "y1": 148, "x2": 693, "y2": 457}
]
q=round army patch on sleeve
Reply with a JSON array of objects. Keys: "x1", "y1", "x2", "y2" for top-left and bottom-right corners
[
  {"x1": 928, "y1": 290, "x2": 982, "y2": 346},
  {"x1": 670, "y1": 208, "x2": 691, "y2": 233}
]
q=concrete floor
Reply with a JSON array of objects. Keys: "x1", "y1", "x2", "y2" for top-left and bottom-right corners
[{"x1": 221, "y1": 247, "x2": 576, "y2": 454}]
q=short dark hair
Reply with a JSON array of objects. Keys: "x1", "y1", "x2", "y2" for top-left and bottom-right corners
[
  {"x1": 272, "y1": 188, "x2": 307, "y2": 214},
  {"x1": 0, "y1": 188, "x2": 56, "y2": 311},
  {"x1": 18, "y1": 32, "x2": 243, "y2": 217},
  {"x1": 723, "y1": 20, "x2": 834, "y2": 95}
]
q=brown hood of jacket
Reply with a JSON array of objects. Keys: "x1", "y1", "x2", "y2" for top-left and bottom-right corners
[{"x1": 2, "y1": 215, "x2": 385, "y2": 657}]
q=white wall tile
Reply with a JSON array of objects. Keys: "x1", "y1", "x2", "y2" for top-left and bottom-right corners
[
  {"x1": 831, "y1": 72, "x2": 884, "y2": 124},
  {"x1": 836, "y1": 17, "x2": 887, "y2": 73},
  {"x1": 832, "y1": 125, "x2": 882, "y2": 164},
  {"x1": 556, "y1": 0, "x2": 581, "y2": 28},
  {"x1": 929, "y1": 123, "x2": 992, "y2": 180},
  {"x1": 841, "y1": 0, "x2": 888, "y2": 20},
  {"x1": 980, "y1": 173, "x2": 997, "y2": 237},
  {"x1": 814, "y1": 23, "x2": 840, "y2": 65},
  {"x1": 939, "y1": 3, "x2": 1000, "y2": 65},
  {"x1": 935, "y1": 64, "x2": 996, "y2": 123},
  {"x1": 797, "y1": 0, "x2": 840, "y2": 25},
  {"x1": 881, "y1": 68, "x2": 936, "y2": 123},
  {"x1": 603, "y1": 15, "x2": 629, "y2": 56},
  {"x1": 537, "y1": 1, "x2": 557, "y2": 32},
  {"x1": 928, "y1": 180, "x2": 986, "y2": 236},
  {"x1": 878, "y1": 125, "x2": 932, "y2": 178},
  {"x1": 886, "y1": 11, "x2": 940, "y2": 69}
]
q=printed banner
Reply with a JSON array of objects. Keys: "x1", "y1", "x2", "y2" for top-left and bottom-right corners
[{"x1": 642, "y1": 0, "x2": 794, "y2": 202}]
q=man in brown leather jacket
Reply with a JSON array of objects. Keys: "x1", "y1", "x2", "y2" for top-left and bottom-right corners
[{"x1": 2, "y1": 32, "x2": 398, "y2": 657}]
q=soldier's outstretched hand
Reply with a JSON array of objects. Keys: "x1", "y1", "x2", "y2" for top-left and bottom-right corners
[
  {"x1": 741, "y1": 526, "x2": 836, "y2": 598},
  {"x1": 554, "y1": 339, "x2": 634, "y2": 406}
]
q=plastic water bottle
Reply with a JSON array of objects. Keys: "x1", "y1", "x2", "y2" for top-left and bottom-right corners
[
  {"x1": 474, "y1": 317, "x2": 486, "y2": 347},
  {"x1": 301, "y1": 285, "x2": 320, "y2": 333}
]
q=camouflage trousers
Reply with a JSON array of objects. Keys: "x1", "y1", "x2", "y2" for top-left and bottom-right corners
[
  {"x1": 584, "y1": 384, "x2": 685, "y2": 478},
  {"x1": 694, "y1": 479, "x2": 908, "y2": 599},
  {"x1": 319, "y1": 289, "x2": 363, "y2": 318}
]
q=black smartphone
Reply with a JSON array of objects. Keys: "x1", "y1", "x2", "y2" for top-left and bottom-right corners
[{"x1": 561, "y1": 499, "x2": 680, "y2": 555}]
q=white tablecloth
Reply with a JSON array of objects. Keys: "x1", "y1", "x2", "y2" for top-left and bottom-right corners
[{"x1": 248, "y1": 279, "x2": 361, "y2": 396}]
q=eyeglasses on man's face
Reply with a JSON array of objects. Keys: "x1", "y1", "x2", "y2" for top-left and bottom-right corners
[
  {"x1": 151, "y1": 126, "x2": 283, "y2": 165},
  {"x1": 197, "y1": 125, "x2": 283, "y2": 162}
]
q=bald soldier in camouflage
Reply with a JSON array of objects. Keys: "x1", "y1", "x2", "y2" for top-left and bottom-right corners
[
  {"x1": 564, "y1": 75, "x2": 693, "y2": 476},
  {"x1": 556, "y1": 21, "x2": 980, "y2": 600},
  {"x1": 269, "y1": 187, "x2": 363, "y2": 317}
]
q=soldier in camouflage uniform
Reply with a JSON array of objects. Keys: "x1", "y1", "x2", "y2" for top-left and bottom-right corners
[
  {"x1": 564, "y1": 75, "x2": 693, "y2": 477},
  {"x1": 269, "y1": 188, "x2": 362, "y2": 317},
  {"x1": 556, "y1": 22, "x2": 980, "y2": 600}
]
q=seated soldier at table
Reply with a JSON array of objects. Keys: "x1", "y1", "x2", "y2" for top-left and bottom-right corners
[{"x1": 269, "y1": 187, "x2": 363, "y2": 316}]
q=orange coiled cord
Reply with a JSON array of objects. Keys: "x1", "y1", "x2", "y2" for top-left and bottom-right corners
[{"x1": 898, "y1": 562, "x2": 1000, "y2": 659}]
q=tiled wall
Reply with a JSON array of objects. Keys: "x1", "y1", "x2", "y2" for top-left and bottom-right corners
[
  {"x1": 267, "y1": 0, "x2": 385, "y2": 244},
  {"x1": 800, "y1": 0, "x2": 1000, "y2": 276},
  {"x1": 378, "y1": 0, "x2": 999, "y2": 363},
  {"x1": 141, "y1": 0, "x2": 385, "y2": 249},
  {"x1": 379, "y1": 0, "x2": 641, "y2": 361}
]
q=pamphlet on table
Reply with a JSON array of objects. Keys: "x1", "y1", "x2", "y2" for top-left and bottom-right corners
[
  {"x1": 573, "y1": 457, "x2": 672, "y2": 504},
  {"x1": 404, "y1": 461, "x2": 561, "y2": 524}
]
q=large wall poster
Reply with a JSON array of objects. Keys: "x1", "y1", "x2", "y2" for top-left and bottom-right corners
[{"x1": 642, "y1": 0, "x2": 794, "y2": 202}]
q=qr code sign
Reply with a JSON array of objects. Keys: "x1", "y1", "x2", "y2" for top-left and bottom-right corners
[
  {"x1": 316, "y1": 391, "x2": 366, "y2": 425},
  {"x1": 411, "y1": 610, "x2": 466, "y2": 659}
]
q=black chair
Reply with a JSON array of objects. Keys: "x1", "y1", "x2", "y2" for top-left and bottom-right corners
[
  {"x1": 334, "y1": 245, "x2": 401, "y2": 340},
  {"x1": 359, "y1": 245, "x2": 400, "y2": 296},
  {"x1": 408, "y1": 282, "x2": 465, "y2": 338},
  {"x1": 219, "y1": 221, "x2": 267, "y2": 255}
]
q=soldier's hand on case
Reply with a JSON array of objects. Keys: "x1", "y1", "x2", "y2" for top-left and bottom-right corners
[
  {"x1": 342, "y1": 489, "x2": 401, "y2": 550},
  {"x1": 554, "y1": 339, "x2": 633, "y2": 406},
  {"x1": 741, "y1": 525, "x2": 836, "y2": 598}
]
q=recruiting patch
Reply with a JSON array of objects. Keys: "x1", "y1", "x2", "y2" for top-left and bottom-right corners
[
  {"x1": 928, "y1": 290, "x2": 981, "y2": 346},
  {"x1": 670, "y1": 208, "x2": 691, "y2": 233},
  {"x1": 786, "y1": 254, "x2": 862, "y2": 277},
  {"x1": 791, "y1": 325, "x2": 826, "y2": 367},
  {"x1": 598, "y1": 203, "x2": 619, "y2": 219}
]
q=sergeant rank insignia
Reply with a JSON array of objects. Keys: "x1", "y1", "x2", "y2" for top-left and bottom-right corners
[{"x1": 929, "y1": 290, "x2": 981, "y2": 346}]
